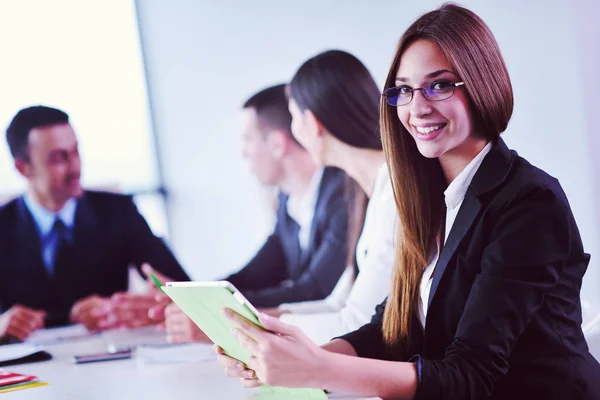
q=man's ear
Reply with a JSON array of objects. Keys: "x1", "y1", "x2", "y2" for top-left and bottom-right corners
[
  {"x1": 15, "y1": 158, "x2": 32, "y2": 178},
  {"x1": 266, "y1": 130, "x2": 289, "y2": 159}
]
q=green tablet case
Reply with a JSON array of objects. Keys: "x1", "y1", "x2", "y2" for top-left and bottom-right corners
[{"x1": 162, "y1": 282, "x2": 327, "y2": 399}]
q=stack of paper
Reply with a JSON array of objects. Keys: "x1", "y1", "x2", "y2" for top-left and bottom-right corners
[
  {"x1": 136, "y1": 342, "x2": 217, "y2": 364},
  {"x1": 26, "y1": 324, "x2": 96, "y2": 345},
  {"x1": 0, "y1": 343, "x2": 52, "y2": 367},
  {"x1": 103, "y1": 325, "x2": 168, "y2": 353},
  {"x1": 0, "y1": 370, "x2": 48, "y2": 394}
]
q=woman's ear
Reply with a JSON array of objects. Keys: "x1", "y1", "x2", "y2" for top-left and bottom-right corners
[
  {"x1": 304, "y1": 109, "x2": 329, "y2": 164},
  {"x1": 304, "y1": 109, "x2": 325, "y2": 138}
]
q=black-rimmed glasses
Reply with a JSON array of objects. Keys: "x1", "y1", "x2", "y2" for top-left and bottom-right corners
[{"x1": 382, "y1": 81, "x2": 465, "y2": 106}]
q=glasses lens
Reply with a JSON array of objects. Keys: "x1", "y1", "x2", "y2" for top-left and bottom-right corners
[
  {"x1": 424, "y1": 82, "x2": 455, "y2": 101},
  {"x1": 384, "y1": 87, "x2": 412, "y2": 106}
]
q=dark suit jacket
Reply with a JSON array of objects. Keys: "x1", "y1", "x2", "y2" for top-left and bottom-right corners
[
  {"x1": 227, "y1": 167, "x2": 348, "y2": 308},
  {"x1": 0, "y1": 191, "x2": 189, "y2": 326},
  {"x1": 340, "y1": 138, "x2": 600, "y2": 400}
]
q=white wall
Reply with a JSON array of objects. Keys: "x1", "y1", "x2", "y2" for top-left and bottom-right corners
[
  {"x1": 572, "y1": 0, "x2": 600, "y2": 318},
  {"x1": 0, "y1": 0, "x2": 159, "y2": 193},
  {"x1": 135, "y1": 0, "x2": 600, "y2": 307}
]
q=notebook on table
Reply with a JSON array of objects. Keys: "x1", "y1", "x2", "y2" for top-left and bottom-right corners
[
  {"x1": 0, "y1": 370, "x2": 48, "y2": 393},
  {"x1": 0, "y1": 343, "x2": 52, "y2": 367}
]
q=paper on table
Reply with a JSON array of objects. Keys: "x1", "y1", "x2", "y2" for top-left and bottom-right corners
[
  {"x1": 26, "y1": 324, "x2": 94, "y2": 345},
  {"x1": 103, "y1": 325, "x2": 168, "y2": 353},
  {"x1": 0, "y1": 344, "x2": 44, "y2": 364},
  {"x1": 136, "y1": 342, "x2": 217, "y2": 364}
]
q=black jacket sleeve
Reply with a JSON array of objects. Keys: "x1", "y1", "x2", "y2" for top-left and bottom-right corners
[
  {"x1": 123, "y1": 196, "x2": 190, "y2": 281},
  {"x1": 226, "y1": 232, "x2": 288, "y2": 292},
  {"x1": 338, "y1": 300, "x2": 424, "y2": 361},
  {"x1": 234, "y1": 201, "x2": 348, "y2": 308},
  {"x1": 337, "y1": 300, "x2": 389, "y2": 359}
]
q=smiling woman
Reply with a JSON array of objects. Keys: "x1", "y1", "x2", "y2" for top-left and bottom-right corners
[{"x1": 216, "y1": 4, "x2": 600, "y2": 399}]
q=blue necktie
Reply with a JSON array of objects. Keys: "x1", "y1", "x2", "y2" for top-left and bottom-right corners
[{"x1": 51, "y1": 218, "x2": 72, "y2": 277}]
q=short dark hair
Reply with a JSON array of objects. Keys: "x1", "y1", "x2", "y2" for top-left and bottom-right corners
[
  {"x1": 243, "y1": 84, "x2": 294, "y2": 141},
  {"x1": 6, "y1": 105, "x2": 70, "y2": 160}
]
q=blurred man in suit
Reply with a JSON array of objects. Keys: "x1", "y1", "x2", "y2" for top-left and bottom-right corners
[
  {"x1": 0, "y1": 105, "x2": 189, "y2": 341},
  {"x1": 225, "y1": 84, "x2": 349, "y2": 306},
  {"x1": 153, "y1": 84, "x2": 350, "y2": 342}
]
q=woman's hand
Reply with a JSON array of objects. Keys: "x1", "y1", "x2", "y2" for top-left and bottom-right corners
[
  {"x1": 214, "y1": 345, "x2": 263, "y2": 388},
  {"x1": 258, "y1": 307, "x2": 290, "y2": 318},
  {"x1": 222, "y1": 308, "x2": 327, "y2": 388}
]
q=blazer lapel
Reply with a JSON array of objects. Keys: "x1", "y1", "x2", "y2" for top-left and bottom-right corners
[
  {"x1": 283, "y1": 209, "x2": 302, "y2": 275},
  {"x1": 302, "y1": 168, "x2": 331, "y2": 264},
  {"x1": 427, "y1": 137, "x2": 515, "y2": 309},
  {"x1": 427, "y1": 191, "x2": 481, "y2": 307},
  {"x1": 302, "y1": 208, "x2": 319, "y2": 266},
  {"x1": 14, "y1": 198, "x2": 50, "y2": 283},
  {"x1": 71, "y1": 193, "x2": 99, "y2": 263}
]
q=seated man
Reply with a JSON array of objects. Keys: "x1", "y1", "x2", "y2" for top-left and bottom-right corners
[
  {"x1": 153, "y1": 84, "x2": 350, "y2": 342},
  {"x1": 224, "y1": 84, "x2": 348, "y2": 307},
  {"x1": 0, "y1": 105, "x2": 189, "y2": 342}
]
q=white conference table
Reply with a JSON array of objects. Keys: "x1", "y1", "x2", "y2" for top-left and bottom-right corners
[{"x1": 2, "y1": 326, "x2": 379, "y2": 400}]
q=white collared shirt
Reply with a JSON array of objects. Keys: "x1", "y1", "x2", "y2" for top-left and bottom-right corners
[
  {"x1": 279, "y1": 164, "x2": 399, "y2": 344},
  {"x1": 23, "y1": 193, "x2": 78, "y2": 237},
  {"x1": 418, "y1": 141, "x2": 493, "y2": 328},
  {"x1": 286, "y1": 168, "x2": 324, "y2": 252}
]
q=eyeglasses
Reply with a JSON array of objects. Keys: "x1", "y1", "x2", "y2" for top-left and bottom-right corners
[{"x1": 382, "y1": 81, "x2": 465, "y2": 106}]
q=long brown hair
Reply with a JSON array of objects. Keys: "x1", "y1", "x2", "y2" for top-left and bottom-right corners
[
  {"x1": 381, "y1": 3, "x2": 514, "y2": 348},
  {"x1": 289, "y1": 50, "x2": 382, "y2": 266}
]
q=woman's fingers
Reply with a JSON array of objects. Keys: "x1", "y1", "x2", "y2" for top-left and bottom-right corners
[
  {"x1": 258, "y1": 312, "x2": 298, "y2": 336},
  {"x1": 217, "y1": 353, "x2": 245, "y2": 370},
  {"x1": 246, "y1": 355, "x2": 260, "y2": 372},
  {"x1": 223, "y1": 308, "x2": 267, "y2": 342},
  {"x1": 232, "y1": 328, "x2": 261, "y2": 355},
  {"x1": 241, "y1": 378, "x2": 262, "y2": 388},
  {"x1": 225, "y1": 367, "x2": 246, "y2": 378},
  {"x1": 213, "y1": 330, "x2": 263, "y2": 390}
]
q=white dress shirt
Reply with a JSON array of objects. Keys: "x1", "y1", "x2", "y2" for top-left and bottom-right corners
[
  {"x1": 418, "y1": 141, "x2": 492, "y2": 328},
  {"x1": 286, "y1": 168, "x2": 324, "y2": 252},
  {"x1": 279, "y1": 164, "x2": 398, "y2": 344}
]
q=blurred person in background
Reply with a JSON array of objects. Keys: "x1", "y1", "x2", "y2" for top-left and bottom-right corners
[
  {"x1": 274, "y1": 49, "x2": 398, "y2": 344},
  {"x1": 223, "y1": 84, "x2": 349, "y2": 307},
  {"x1": 0, "y1": 105, "x2": 189, "y2": 342},
  {"x1": 162, "y1": 52, "x2": 400, "y2": 346},
  {"x1": 152, "y1": 83, "x2": 352, "y2": 342}
]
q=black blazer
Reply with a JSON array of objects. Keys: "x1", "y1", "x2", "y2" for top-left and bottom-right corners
[
  {"x1": 227, "y1": 167, "x2": 348, "y2": 308},
  {"x1": 0, "y1": 191, "x2": 189, "y2": 326},
  {"x1": 340, "y1": 138, "x2": 600, "y2": 400}
]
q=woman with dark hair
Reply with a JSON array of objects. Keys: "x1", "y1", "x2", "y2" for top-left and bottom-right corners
[
  {"x1": 260, "y1": 49, "x2": 400, "y2": 345},
  {"x1": 216, "y1": 4, "x2": 600, "y2": 399},
  {"x1": 156, "y1": 55, "x2": 397, "y2": 345}
]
